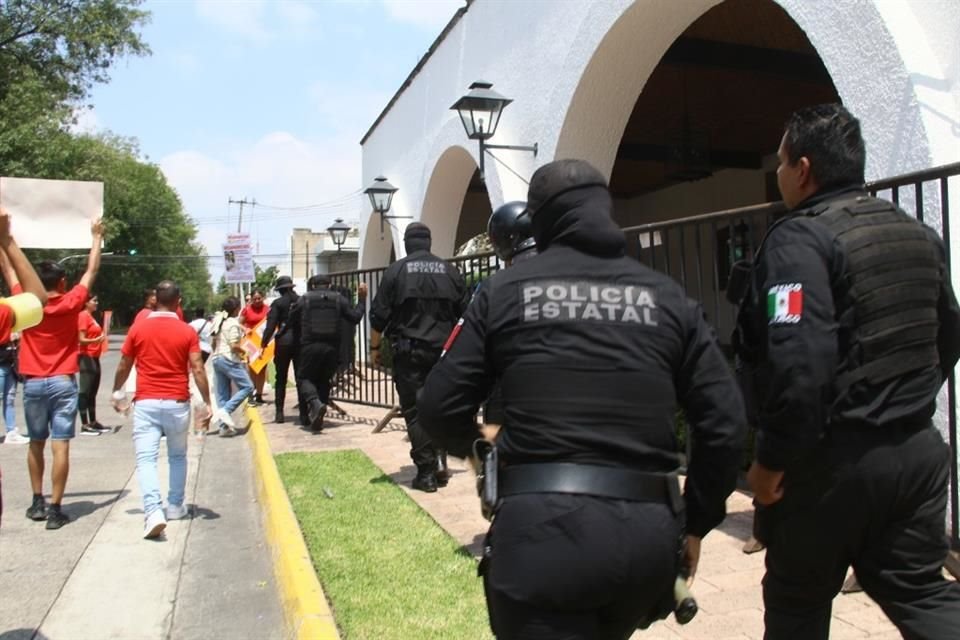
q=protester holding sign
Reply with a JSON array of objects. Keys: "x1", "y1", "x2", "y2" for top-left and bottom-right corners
[{"x1": 240, "y1": 290, "x2": 268, "y2": 405}]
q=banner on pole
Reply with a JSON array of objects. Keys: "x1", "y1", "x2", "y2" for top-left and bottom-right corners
[{"x1": 223, "y1": 232, "x2": 254, "y2": 284}]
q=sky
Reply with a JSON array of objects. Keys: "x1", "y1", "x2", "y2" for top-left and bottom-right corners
[{"x1": 81, "y1": 0, "x2": 466, "y2": 282}]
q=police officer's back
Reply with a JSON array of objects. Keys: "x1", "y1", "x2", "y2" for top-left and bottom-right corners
[
  {"x1": 735, "y1": 104, "x2": 960, "y2": 639},
  {"x1": 419, "y1": 159, "x2": 746, "y2": 639},
  {"x1": 370, "y1": 222, "x2": 468, "y2": 492},
  {"x1": 288, "y1": 274, "x2": 366, "y2": 431},
  {"x1": 261, "y1": 276, "x2": 300, "y2": 424}
]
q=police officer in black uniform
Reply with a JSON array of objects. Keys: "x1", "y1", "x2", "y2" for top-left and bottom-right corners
[
  {"x1": 370, "y1": 222, "x2": 468, "y2": 492},
  {"x1": 418, "y1": 159, "x2": 747, "y2": 639},
  {"x1": 733, "y1": 104, "x2": 960, "y2": 639},
  {"x1": 261, "y1": 276, "x2": 301, "y2": 424},
  {"x1": 482, "y1": 200, "x2": 537, "y2": 432},
  {"x1": 287, "y1": 274, "x2": 366, "y2": 431}
]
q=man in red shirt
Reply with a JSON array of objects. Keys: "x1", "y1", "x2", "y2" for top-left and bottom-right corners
[
  {"x1": 112, "y1": 280, "x2": 212, "y2": 539},
  {"x1": 0, "y1": 210, "x2": 48, "y2": 526},
  {"x1": 20, "y1": 219, "x2": 104, "y2": 530}
]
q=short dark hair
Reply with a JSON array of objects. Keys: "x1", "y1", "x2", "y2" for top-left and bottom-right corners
[
  {"x1": 221, "y1": 296, "x2": 241, "y2": 314},
  {"x1": 252, "y1": 289, "x2": 265, "y2": 297},
  {"x1": 155, "y1": 280, "x2": 180, "y2": 307},
  {"x1": 194, "y1": 307, "x2": 205, "y2": 320},
  {"x1": 783, "y1": 104, "x2": 866, "y2": 190},
  {"x1": 143, "y1": 287, "x2": 157, "y2": 303},
  {"x1": 38, "y1": 260, "x2": 65, "y2": 291}
]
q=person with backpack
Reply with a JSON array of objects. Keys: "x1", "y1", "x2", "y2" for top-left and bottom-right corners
[
  {"x1": 209, "y1": 297, "x2": 253, "y2": 437},
  {"x1": 286, "y1": 275, "x2": 366, "y2": 431}
]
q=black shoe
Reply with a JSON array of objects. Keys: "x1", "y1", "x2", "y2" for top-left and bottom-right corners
[
  {"x1": 26, "y1": 497, "x2": 47, "y2": 521},
  {"x1": 254, "y1": 394, "x2": 265, "y2": 405},
  {"x1": 435, "y1": 453, "x2": 450, "y2": 487},
  {"x1": 45, "y1": 508, "x2": 69, "y2": 530},
  {"x1": 80, "y1": 424, "x2": 102, "y2": 436},
  {"x1": 412, "y1": 473, "x2": 438, "y2": 493},
  {"x1": 274, "y1": 410, "x2": 285, "y2": 424},
  {"x1": 308, "y1": 400, "x2": 327, "y2": 431}
]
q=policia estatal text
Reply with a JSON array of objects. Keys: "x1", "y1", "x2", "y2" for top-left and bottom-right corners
[
  {"x1": 370, "y1": 223, "x2": 468, "y2": 493},
  {"x1": 734, "y1": 104, "x2": 960, "y2": 639},
  {"x1": 418, "y1": 159, "x2": 746, "y2": 639}
]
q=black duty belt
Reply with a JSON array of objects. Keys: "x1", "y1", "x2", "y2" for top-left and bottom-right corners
[{"x1": 499, "y1": 463, "x2": 683, "y2": 513}]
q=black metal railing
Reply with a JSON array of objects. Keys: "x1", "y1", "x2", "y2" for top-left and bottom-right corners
[{"x1": 325, "y1": 161, "x2": 960, "y2": 545}]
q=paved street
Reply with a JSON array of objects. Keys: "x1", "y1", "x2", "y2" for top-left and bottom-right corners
[{"x1": 0, "y1": 343, "x2": 282, "y2": 640}]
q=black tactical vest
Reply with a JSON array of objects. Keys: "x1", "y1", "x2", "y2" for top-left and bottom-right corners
[
  {"x1": 815, "y1": 196, "x2": 941, "y2": 388},
  {"x1": 300, "y1": 290, "x2": 340, "y2": 345}
]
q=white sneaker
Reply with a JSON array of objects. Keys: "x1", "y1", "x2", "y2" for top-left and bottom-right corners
[
  {"x1": 4, "y1": 431, "x2": 29, "y2": 444},
  {"x1": 215, "y1": 408, "x2": 236, "y2": 429},
  {"x1": 165, "y1": 503, "x2": 189, "y2": 520},
  {"x1": 143, "y1": 509, "x2": 167, "y2": 539}
]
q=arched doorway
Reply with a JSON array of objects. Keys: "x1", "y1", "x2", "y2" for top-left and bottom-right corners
[
  {"x1": 420, "y1": 146, "x2": 491, "y2": 258},
  {"x1": 607, "y1": 0, "x2": 838, "y2": 229}
]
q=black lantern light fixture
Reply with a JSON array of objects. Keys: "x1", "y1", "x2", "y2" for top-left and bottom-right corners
[
  {"x1": 450, "y1": 81, "x2": 537, "y2": 180},
  {"x1": 326, "y1": 218, "x2": 351, "y2": 252},
  {"x1": 363, "y1": 175, "x2": 408, "y2": 233}
]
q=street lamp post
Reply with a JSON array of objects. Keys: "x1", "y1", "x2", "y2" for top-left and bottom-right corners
[
  {"x1": 326, "y1": 218, "x2": 351, "y2": 253},
  {"x1": 450, "y1": 81, "x2": 538, "y2": 181},
  {"x1": 363, "y1": 175, "x2": 409, "y2": 234},
  {"x1": 57, "y1": 251, "x2": 116, "y2": 265}
]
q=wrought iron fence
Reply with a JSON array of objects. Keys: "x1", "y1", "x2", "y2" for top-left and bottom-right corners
[{"x1": 325, "y1": 161, "x2": 960, "y2": 545}]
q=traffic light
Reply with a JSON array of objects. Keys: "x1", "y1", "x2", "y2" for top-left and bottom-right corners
[{"x1": 128, "y1": 248, "x2": 138, "y2": 256}]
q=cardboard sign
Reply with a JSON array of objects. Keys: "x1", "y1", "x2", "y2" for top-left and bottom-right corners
[
  {"x1": 0, "y1": 177, "x2": 103, "y2": 249},
  {"x1": 99, "y1": 310, "x2": 113, "y2": 356},
  {"x1": 242, "y1": 318, "x2": 275, "y2": 374}
]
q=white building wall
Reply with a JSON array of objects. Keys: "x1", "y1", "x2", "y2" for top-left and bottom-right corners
[{"x1": 360, "y1": 0, "x2": 959, "y2": 268}]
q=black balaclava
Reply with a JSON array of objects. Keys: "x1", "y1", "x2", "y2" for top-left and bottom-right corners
[
  {"x1": 527, "y1": 159, "x2": 625, "y2": 257},
  {"x1": 404, "y1": 222, "x2": 432, "y2": 254}
]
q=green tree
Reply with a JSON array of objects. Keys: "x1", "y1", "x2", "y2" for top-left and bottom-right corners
[
  {"x1": 253, "y1": 263, "x2": 278, "y2": 293},
  {"x1": 0, "y1": 0, "x2": 150, "y2": 176}
]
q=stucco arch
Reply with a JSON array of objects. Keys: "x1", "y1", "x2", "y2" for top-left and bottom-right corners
[
  {"x1": 553, "y1": 0, "x2": 933, "y2": 182},
  {"x1": 358, "y1": 210, "x2": 395, "y2": 270},
  {"x1": 419, "y1": 145, "x2": 485, "y2": 259}
]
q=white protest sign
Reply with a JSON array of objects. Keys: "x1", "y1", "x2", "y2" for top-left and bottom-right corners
[
  {"x1": 223, "y1": 232, "x2": 254, "y2": 283},
  {"x1": 0, "y1": 177, "x2": 103, "y2": 249}
]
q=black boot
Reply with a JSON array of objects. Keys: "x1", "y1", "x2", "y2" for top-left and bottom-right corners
[
  {"x1": 435, "y1": 451, "x2": 450, "y2": 487},
  {"x1": 274, "y1": 401, "x2": 285, "y2": 424},
  {"x1": 308, "y1": 399, "x2": 327, "y2": 431},
  {"x1": 412, "y1": 470, "x2": 438, "y2": 493}
]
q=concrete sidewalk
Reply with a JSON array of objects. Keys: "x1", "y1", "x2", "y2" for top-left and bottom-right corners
[
  {"x1": 0, "y1": 349, "x2": 282, "y2": 639},
  {"x1": 263, "y1": 399, "x2": 903, "y2": 640}
]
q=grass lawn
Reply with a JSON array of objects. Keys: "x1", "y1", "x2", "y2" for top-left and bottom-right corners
[{"x1": 276, "y1": 450, "x2": 492, "y2": 640}]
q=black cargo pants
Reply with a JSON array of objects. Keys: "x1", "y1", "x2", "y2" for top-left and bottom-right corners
[
  {"x1": 757, "y1": 423, "x2": 960, "y2": 639},
  {"x1": 483, "y1": 493, "x2": 680, "y2": 639},
  {"x1": 392, "y1": 345, "x2": 441, "y2": 474},
  {"x1": 297, "y1": 341, "x2": 339, "y2": 406},
  {"x1": 273, "y1": 341, "x2": 301, "y2": 419}
]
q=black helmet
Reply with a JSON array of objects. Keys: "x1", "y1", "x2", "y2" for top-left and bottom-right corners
[
  {"x1": 488, "y1": 201, "x2": 535, "y2": 261},
  {"x1": 274, "y1": 275, "x2": 295, "y2": 291}
]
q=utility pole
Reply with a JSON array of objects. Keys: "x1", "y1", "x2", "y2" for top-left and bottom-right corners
[{"x1": 228, "y1": 196, "x2": 257, "y2": 233}]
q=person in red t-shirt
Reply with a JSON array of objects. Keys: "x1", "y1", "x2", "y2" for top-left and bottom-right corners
[
  {"x1": 0, "y1": 210, "x2": 49, "y2": 526},
  {"x1": 112, "y1": 280, "x2": 211, "y2": 539},
  {"x1": 78, "y1": 294, "x2": 109, "y2": 435},
  {"x1": 239, "y1": 289, "x2": 269, "y2": 404},
  {"x1": 21, "y1": 219, "x2": 104, "y2": 530}
]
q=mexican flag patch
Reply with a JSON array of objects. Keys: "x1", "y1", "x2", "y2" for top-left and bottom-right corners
[{"x1": 767, "y1": 284, "x2": 803, "y2": 324}]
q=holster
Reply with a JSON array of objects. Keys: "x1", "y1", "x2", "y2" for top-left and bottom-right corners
[
  {"x1": 473, "y1": 439, "x2": 498, "y2": 521},
  {"x1": 725, "y1": 259, "x2": 752, "y2": 305}
]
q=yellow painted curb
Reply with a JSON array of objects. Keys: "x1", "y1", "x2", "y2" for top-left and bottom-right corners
[{"x1": 245, "y1": 406, "x2": 341, "y2": 640}]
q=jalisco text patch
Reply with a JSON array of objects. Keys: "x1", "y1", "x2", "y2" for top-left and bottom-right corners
[
  {"x1": 521, "y1": 280, "x2": 658, "y2": 325},
  {"x1": 767, "y1": 283, "x2": 803, "y2": 324}
]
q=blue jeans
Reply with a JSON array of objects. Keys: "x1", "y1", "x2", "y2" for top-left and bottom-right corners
[
  {"x1": 24, "y1": 375, "x2": 78, "y2": 441},
  {"x1": 132, "y1": 399, "x2": 190, "y2": 517},
  {"x1": 212, "y1": 356, "x2": 254, "y2": 415},
  {"x1": 0, "y1": 364, "x2": 17, "y2": 432}
]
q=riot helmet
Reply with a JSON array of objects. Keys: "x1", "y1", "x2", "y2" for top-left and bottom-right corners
[{"x1": 487, "y1": 201, "x2": 535, "y2": 262}]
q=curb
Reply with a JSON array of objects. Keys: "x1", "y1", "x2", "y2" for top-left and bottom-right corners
[{"x1": 244, "y1": 406, "x2": 341, "y2": 640}]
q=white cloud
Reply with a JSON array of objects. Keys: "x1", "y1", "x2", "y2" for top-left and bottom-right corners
[
  {"x1": 382, "y1": 0, "x2": 465, "y2": 31},
  {"x1": 195, "y1": 0, "x2": 273, "y2": 44},
  {"x1": 160, "y1": 131, "x2": 366, "y2": 278},
  {"x1": 70, "y1": 106, "x2": 100, "y2": 135}
]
